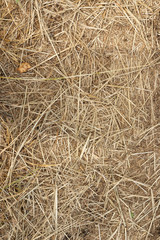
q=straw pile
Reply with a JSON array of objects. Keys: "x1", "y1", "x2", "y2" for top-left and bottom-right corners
[{"x1": 0, "y1": 1, "x2": 160, "y2": 239}]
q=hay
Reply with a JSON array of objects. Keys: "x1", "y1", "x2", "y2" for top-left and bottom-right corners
[{"x1": 0, "y1": 0, "x2": 160, "y2": 239}]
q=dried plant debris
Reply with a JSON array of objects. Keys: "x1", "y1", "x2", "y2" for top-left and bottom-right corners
[
  {"x1": 17, "y1": 62, "x2": 31, "y2": 73},
  {"x1": 0, "y1": 0, "x2": 160, "y2": 239}
]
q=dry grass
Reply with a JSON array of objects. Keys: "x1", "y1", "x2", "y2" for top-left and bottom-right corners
[{"x1": 0, "y1": 0, "x2": 160, "y2": 239}]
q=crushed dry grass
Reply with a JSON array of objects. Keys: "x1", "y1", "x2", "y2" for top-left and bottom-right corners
[{"x1": 0, "y1": 0, "x2": 160, "y2": 239}]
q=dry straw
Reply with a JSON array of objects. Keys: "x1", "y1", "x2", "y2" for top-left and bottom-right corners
[{"x1": 0, "y1": 0, "x2": 160, "y2": 239}]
